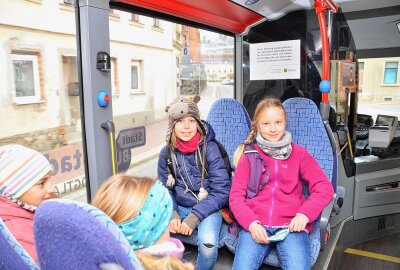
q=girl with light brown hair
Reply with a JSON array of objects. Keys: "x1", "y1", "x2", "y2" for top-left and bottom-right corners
[
  {"x1": 92, "y1": 174, "x2": 193, "y2": 270},
  {"x1": 230, "y1": 98, "x2": 334, "y2": 270}
]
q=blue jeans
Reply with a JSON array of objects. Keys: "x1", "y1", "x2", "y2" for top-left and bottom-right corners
[
  {"x1": 232, "y1": 227, "x2": 310, "y2": 270},
  {"x1": 178, "y1": 206, "x2": 222, "y2": 270}
]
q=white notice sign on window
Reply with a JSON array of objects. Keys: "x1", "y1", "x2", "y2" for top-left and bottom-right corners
[{"x1": 250, "y1": 40, "x2": 301, "y2": 80}]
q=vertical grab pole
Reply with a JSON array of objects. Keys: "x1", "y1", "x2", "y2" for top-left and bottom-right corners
[
  {"x1": 101, "y1": 120, "x2": 118, "y2": 176},
  {"x1": 314, "y1": 0, "x2": 338, "y2": 121}
]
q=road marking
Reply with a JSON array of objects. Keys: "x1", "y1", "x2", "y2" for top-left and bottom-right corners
[{"x1": 344, "y1": 248, "x2": 400, "y2": 263}]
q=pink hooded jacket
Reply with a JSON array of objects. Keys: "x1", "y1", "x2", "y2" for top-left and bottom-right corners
[
  {"x1": 230, "y1": 142, "x2": 334, "y2": 232},
  {"x1": 0, "y1": 196, "x2": 37, "y2": 263}
]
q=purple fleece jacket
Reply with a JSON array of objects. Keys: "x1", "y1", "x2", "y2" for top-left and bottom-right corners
[{"x1": 229, "y1": 142, "x2": 334, "y2": 232}]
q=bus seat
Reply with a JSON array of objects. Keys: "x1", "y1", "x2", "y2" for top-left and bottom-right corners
[
  {"x1": 283, "y1": 97, "x2": 339, "y2": 253},
  {"x1": 207, "y1": 98, "x2": 252, "y2": 168},
  {"x1": 173, "y1": 98, "x2": 252, "y2": 248},
  {"x1": 34, "y1": 199, "x2": 142, "y2": 270},
  {"x1": 283, "y1": 97, "x2": 344, "y2": 213},
  {"x1": 0, "y1": 217, "x2": 37, "y2": 270}
]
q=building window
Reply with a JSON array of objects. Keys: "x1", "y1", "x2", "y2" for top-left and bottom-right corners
[
  {"x1": 153, "y1": 18, "x2": 160, "y2": 28},
  {"x1": 131, "y1": 13, "x2": 139, "y2": 22},
  {"x1": 383, "y1": 62, "x2": 398, "y2": 84},
  {"x1": 358, "y1": 62, "x2": 364, "y2": 92},
  {"x1": 63, "y1": 0, "x2": 74, "y2": 5},
  {"x1": 131, "y1": 61, "x2": 143, "y2": 94},
  {"x1": 11, "y1": 54, "x2": 41, "y2": 104},
  {"x1": 111, "y1": 58, "x2": 119, "y2": 96}
]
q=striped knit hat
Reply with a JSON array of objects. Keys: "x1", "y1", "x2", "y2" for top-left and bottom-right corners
[{"x1": 0, "y1": 144, "x2": 51, "y2": 199}]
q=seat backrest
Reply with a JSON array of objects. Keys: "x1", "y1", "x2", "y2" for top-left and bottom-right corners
[
  {"x1": 34, "y1": 199, "x2": 142, "y2": 270},
  {"x1": 206, "y1": 98, "x2": 252, "y2": 168},
  {"x1": 282, "y1": 98, "x2": 335, "y2": 187},
  {"x1": 0, "y1": 217, "x2": 38, "y2": 270}
]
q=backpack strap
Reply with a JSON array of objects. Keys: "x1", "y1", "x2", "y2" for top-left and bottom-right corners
[
  {"x1": 166, "y1": 146, "x2": 177, "y2": 179},
  {"x1": 243, "y1": 143, "x2": 269, "y2": 199},
  {"x1": 195, "y1": 140, "x2": 233, "y2": 178},
  {"x1": 215, "y1": 140, "x2": 233, "y2": 176}
]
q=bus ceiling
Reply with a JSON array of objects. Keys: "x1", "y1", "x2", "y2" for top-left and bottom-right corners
[{"x1": 112, "y1": 0, "x2": 399, "y2": 35}]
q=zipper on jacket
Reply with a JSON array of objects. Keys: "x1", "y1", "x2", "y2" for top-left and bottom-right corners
[
  {"x1": 268, "y1": 159, "x2": 279, "y2": 226},
  {"x1": 181, "y1": 154, "x2": 196, "y2": 191}
]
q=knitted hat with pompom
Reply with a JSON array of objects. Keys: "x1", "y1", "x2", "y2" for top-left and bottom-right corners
[{"x1": 165, "y1": 95, "x2": 205, "y2": 144}]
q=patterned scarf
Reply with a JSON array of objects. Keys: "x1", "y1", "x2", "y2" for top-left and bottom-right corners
[
  {"x1": 2, "y1": 195, "x2": 36, "y2": 212},
  {"x1": 256, "y1": 131, "x2": 292, "y2": 160}
]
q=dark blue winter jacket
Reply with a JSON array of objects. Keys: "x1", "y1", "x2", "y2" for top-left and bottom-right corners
[{"x1": 158, "y1": 121, "x2": 230, "y2": 221}]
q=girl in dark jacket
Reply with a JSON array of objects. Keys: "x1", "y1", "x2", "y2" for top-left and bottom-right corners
[{"x1": 158, "y1": 96, "x2": 230, "y2": 270}]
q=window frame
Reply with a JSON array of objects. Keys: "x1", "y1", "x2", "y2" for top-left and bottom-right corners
[
  {"x1": 357, "y1": 61, "x2": 365, "y2": 92},
  {"x1": 382, "y1": 61, "x2": 399, "y2": 85},
  {"x1": 131, "y1": 13, "x2": 139, "y2": 22},
  {"x1": 153, "y1": 18, "x2": 160, "y2": 28},
  {"x1": 111, "y1": 57, "x2": 119, "y2": 96},
  {"x1": 130, "y1": 60, "x2": 143, "y2": 94},
  {"x1": 11, "y1": 53, "x2": 42, "y2": 104}
]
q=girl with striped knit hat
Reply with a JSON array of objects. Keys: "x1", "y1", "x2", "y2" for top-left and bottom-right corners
[{"x1": 0, "y1": 144, "x2": 55, "y2": 263}]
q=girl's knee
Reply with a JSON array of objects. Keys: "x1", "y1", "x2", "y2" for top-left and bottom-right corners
[{"x1": 198, "y1": 235, "x2": 218, "y2": 247}]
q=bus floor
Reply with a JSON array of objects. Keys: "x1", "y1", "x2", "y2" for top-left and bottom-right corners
[{"x1": 338, "y1": 232, "x2": 400, "y2": 270}]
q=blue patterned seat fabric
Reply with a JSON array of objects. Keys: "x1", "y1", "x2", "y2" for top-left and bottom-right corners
[
  {"x1": 0, "y1": 217, "x2": 39, "y2": 270},
  {"x1": 34, "y1": 199, "x2": 142, "y2": 270},
  {"x1": 207, "y1": 98, "x2": 252, "y2": 169},
  {"x1": 0, "y1": 217, "x2": 38, "y2": 270}
]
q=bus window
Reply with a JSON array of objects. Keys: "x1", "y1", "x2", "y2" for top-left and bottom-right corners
[
  {"x1": 357, "y1": 57, "x2": 400, "y2": 122},
  {"x1": 0, "y1": 1, "x2": 87, "y2": 202},
  {"x1": 108, "y1": 9, "x2": 235, "y2": 177}
]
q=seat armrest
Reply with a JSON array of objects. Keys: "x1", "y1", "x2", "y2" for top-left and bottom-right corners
[{"x1": 320, "y1": 194, "x2": 336, "y2": 251}]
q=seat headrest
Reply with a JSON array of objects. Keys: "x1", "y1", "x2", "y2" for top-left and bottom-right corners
[
  {"x1": 283, "y1": 98, "x2": 334, "y2": 183},
  {"x1": 207, "y1": 98, "x2": 252, "y2": 166},
  {"x1": 34, "y1": 199, "x2": 142, "y2": 270}
]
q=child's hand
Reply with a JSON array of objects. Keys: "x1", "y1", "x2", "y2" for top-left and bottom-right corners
[
  {"x1": 169, "y1": 218, "x2": 181, "y2": 233},
  {"x1": 179, "y1": 222, "x2": 193, "y2": 236},
  {"x1": 289, "y1": 214, "x2": 308, "y2": 232},
  {"x1": 249, "y1": 222, "x2": 269, "y2": 244}
]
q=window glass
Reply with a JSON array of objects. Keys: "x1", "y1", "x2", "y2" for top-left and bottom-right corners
[
  {"x1": 1, "y1": 1, "x2": 87, "y2": 202},
  {"x1": 131, "y1": 63, "x2": 140, "y2": 93},
  {"x1": 383, "y1": 62, "x2": 398, "y2": 84},
  {"x1": 109, "y1": 10, "x2": 234, "y2": 177},
  {"x1": 11, "y1": 54, "x2": 40, "y2": 103},
  {"x1": 357, "y1": 57, "x2": 400, "y2": 121}
]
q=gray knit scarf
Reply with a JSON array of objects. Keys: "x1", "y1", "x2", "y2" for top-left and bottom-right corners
[{"x1": 256, "y1": 131, "x2": 292, "y2": 160}]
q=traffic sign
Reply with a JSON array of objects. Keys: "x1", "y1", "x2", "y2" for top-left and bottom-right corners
[
  {"x1": 116, "y1": 126, "x2": 146, "y2": 172},
  {"x1": 117, "y1": 126, "x2": 146, "y2": 149}
]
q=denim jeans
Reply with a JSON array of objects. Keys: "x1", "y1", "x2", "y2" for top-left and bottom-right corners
[
  {"x1": 178, "y1": 206, "x2": 222, "y2": 270},
  {"x1": 232, "y1": 227, "x2": 310, "y2": 270}
]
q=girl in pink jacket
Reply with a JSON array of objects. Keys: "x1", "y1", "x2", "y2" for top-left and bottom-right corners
[
  {"x1": 0, "y1": 144, "x2": 55, "y2": 264},
  {"x1": 229, "y1": 98, "x2": 334, "y2": 270}
]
